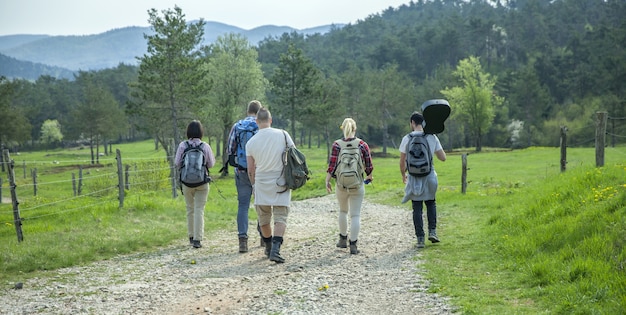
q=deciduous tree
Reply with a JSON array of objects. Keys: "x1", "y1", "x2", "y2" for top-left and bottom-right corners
[{"x1": 441, "y1": 56, "x2": 502, "y2": 151}]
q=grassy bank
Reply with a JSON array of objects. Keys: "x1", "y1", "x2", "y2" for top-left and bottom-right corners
[{"x1": 1, "y1": 141, "x2": 625, "y2": 314}]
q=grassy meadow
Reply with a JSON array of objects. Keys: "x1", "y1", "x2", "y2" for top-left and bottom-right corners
[{"x1": 1, "y1": 139, "x2": 625, "y2": 314}]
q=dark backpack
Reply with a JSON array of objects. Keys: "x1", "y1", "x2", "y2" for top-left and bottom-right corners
[
  {"x1": 405, "y1": 133, "x2": 433, "y2": 177},
  {"x1": 334, "y1": 138, "x2": 364, "y2": 189},
  {"x1": 233, "y1": 119, "x2": 258, "y2": 169},
  {"x1": 279, "y1": 131, "x2": 310, "y2": 192},
  {"x1": 180, "y1": 141, "x2": 209, "y2": 187}
]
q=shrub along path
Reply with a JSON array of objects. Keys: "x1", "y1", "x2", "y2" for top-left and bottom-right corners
[{"x1": 1, "y1": 195, "x2": 455, "y2": 314}]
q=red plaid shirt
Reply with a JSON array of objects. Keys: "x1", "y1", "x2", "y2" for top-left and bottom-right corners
[{"x1": 326, "y1": 137, "x2": 373, "y2": 177}]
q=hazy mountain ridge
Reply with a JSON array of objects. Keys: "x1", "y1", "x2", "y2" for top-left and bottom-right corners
[{"x1": 0, "y1": 21, "x2": 341, "y2": 78}]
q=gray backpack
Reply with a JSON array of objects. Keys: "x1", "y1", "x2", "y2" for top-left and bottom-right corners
[
  {"x1": 180, "y1": 141, "x2": 209, "y2": 187},
  {"x1": 405, "y1": 133, "x2": 432, "y2": 177}
]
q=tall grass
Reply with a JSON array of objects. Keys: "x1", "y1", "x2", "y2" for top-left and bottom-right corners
[{"x1": 1, "y1": 141, "x2": 625, "y2": 314}]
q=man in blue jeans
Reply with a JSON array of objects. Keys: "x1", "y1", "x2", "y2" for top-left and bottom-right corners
[{"x1": 227, "y1": 100, "x2": 262, "y2": 253}]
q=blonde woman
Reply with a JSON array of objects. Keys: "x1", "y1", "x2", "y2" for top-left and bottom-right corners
[{"x1": 325, "y1": 118, "x2": 374, "y2": 254}]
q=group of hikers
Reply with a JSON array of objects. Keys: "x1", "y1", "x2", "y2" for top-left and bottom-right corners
[{"x1": 173, "y1": 100, "x2": 447, "y2": 263}]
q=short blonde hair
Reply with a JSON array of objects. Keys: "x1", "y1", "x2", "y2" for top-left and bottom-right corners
[{"x1": 341, "y1": 118, "x2": 357, "y2": 139}]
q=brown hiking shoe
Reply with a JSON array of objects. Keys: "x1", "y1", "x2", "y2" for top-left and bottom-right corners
[
  {"x1": 239, "y1": 237, "x2": 248, "y2": 253},
  {"x1": 349, "y1": 240, "x2": 359, "y2": 254},
  {"x1": 336, "y1": 234, "x2": 348, "y2": 248}
]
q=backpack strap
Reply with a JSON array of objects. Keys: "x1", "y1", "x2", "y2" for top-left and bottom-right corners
[{"x1": 277, "y1": 130, "x2": 289, "y2": 193}]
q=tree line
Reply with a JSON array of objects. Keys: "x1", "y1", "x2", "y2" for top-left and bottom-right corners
[{"x1": 1, "y1": 0, "x2": 625, "y2": 171}]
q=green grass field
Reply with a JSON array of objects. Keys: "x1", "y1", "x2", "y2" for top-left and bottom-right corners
[{"x1": 1, "y1": 140, "x2": 625, "y2": 314}]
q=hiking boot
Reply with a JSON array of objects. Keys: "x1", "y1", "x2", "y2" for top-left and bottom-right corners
[
  {"x1": 192, "y1": 240, "x2": 202, "y2": 248},
  {"x1": 428, "y1": 230, "x2": 440, "y2": 243},
  {"x1": 416, "y1": 237, "x2": 425, "y2": 249},
  {"x1": 349, "y1": 240, "x2": 359, "y2": 255},
  {"x1": 239, "y1": 237, "x2": 248, "y2": 253},
  {"x1": 264, "y1": 238, "x2": 272, "y2": 257},
  {"x1": 336, "y1": 234, "x2": 348, "y2": 248},
  {"x1": 269, "y1": 238, "x2": 285, "y2": 263}
]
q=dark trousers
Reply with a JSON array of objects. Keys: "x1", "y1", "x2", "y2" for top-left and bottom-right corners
[{"x1": 411, "y1": 199, "x2": 437, "y2": 238}]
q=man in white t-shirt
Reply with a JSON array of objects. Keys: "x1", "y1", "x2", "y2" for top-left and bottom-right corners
[
  {"x1": 399, "y1": 112, "x2": 447, "y2": 248},
  {"x1": 246, "y1": 108, "x2": 294, "y2": 263}
]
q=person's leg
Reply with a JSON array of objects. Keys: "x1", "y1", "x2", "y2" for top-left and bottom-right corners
[
  {"x1": 270, "y1": 206, "x2": 289, "y2": 263},
  {"x1": 412, "y1": 200, "x2": 425, "y2": 237},
  {"x1": 235, "y1": 170, "x2": 253, "y2": 252},
  {"x1": 412, "y1": 200, "x2": 425, "y2": 248},
  {"x1": 256, "y1": 205, "x2": 273, "y2": 257},
  {"x1": 182, "y1": 185, "x2": 194, "y2": 243},
  {"x1": 425, "y1": 199, "x2": 439, "y2": 243},
  {"x1": 346, "y1": 186, "x2": 365, "y2": 254},
  {"x1": 192, "y1": 184, "x2": 209, "y2": 247},
  {"x1": 347, "y1": 185, "x2": 365, "y2": 243},
  {"x1": 235, "y1": 170, "x2": 253, "y2": 237},
  {"x1": 336, "y1": 187, "x2": 349, "y2": 233}
]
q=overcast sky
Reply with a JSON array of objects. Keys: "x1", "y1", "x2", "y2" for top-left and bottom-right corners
[{"x1": 0, "y1": 0, "x2": 410, "y2": 36}]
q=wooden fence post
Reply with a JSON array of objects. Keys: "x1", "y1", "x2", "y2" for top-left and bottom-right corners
[
  {"x1": 78, "y1": 165, "x2": 83, "y2": 196},
  {"x1": 170, "y1": 138, "x2": 177, "y2": 199},
  {"x1": 3, "y1": 149, "x2": 23, "y2": 242},
  {"x1": 125, "y1": 164, "x2": 130, "y2": 190},
  {"x1": 32, "y1": 168, "x2": 37, "y2": 196},
  {"x1": 461, "y1": 153, "x2": 468, "y2": 194},
  {"x1": 23, "y1": 160, "x2": 26, "y2": 179},
  {"x1": 0, "y1": 146, "x2": 4, "y2": 173},
  {"x1": 560, "y1": 126, "x2": 567, "y2": 172},
  {"x1": 72, "y1": 173, "x2": 77, "y2": 196},
  {"x1": 595, "y1": 111, "x2": 607, "y2": 167},
  {"x1": 116, "y1": 149, "x2": 124, "y2": 208},
  {"x1": 0, "y1": 178, "x2": 3, "y2": 203}
]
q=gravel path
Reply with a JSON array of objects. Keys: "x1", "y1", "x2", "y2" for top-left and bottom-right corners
[{"x1": 1, "y1": 195, "x2": 455, "y2": 315}]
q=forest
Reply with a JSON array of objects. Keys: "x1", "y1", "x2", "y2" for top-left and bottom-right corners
[{"x1": 1, "y1": 0, "x2": 624, "y2": 168}]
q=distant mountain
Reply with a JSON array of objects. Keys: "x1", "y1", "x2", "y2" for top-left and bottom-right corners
[
  {"x1": 0, "y1": 52, "x2": 75, "y2": 81},
  {"x1": 0, "y1": 21, "x2": 341, "y2": 78}
]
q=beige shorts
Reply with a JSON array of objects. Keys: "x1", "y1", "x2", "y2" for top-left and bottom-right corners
[{"x1": 256, "y1": 205, "x2": 289, "y2": 225}]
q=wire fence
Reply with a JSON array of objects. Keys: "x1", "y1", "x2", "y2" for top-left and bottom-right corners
[{"x1": 0, "y1": 150, "x2": 175, "y2": 232}]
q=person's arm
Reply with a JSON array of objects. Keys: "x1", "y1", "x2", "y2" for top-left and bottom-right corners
[
  {"x1": 399, "y1": 152, "x2": 407, "y2": 185},
  {"x1": 174, "y1": 142, "x2": 185, "y2": 170},
  {"x1": 226, "y1": 124, "x2": 237, "y2": 155},
  {"x1": 325, "y1": 172, "x2": 333, "y2": 193},
  {"x1": 204, "y1": 143, "x2": 216, "y2": 168},
  {"x1": 360, "y1": 141, "x2": 373, "y2": 181},
  {"x1": 432, "y1": 135, "x2": 446, "y2": 162},
  {"x1": 435, "y1": 149, "x2": 446, "y2": 162},
  {"x1": 246, "y1": 155, "x2": 256, "y2": 185},
  {"x1": 325, "y1": 142, "x2": 339, "y2": 193}
]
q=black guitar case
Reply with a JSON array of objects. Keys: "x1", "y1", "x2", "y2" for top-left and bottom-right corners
[{"x1": 421, "y1": 99, "x2": 451, "y2": 134}]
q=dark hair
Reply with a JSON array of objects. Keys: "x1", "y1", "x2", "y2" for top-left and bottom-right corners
[
  {"x1": 410, "y1": 112, "x2": 424, "y2": 126},
  {"x1": 186, "y1": 120, "x2": 204, "y2": 139},
  {"x1": 247, "y1": 100, "x2": 262, "y2": 115}
]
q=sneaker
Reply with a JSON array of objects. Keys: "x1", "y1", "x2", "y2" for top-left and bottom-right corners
[
  {"x1": 192, "y1": 240, "x2": 202, "y2": 248},
  {"x1": 189, "y1": 237, "x2": 194, "y2": 245},
  {"x1": 239, "y1": 237, "x2": 248, "y2": 253},
  {"x1": 416, "y1": 237, "x2": 425, "y2": 249},
  {"x1": 428, "y1": 231, "x2": 440, "y2": 243}
]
